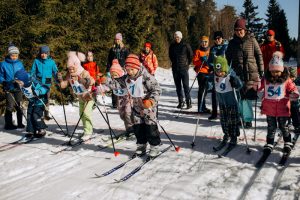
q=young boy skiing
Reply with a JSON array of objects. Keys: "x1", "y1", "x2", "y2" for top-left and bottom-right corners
[
  {"x1": 124, "y1": 54, "x2": 161, "y2": 157},
  {"x1": 58, "y1": 52, "x2": 95, "y2": 140},
  {"x1": 212, "y1": 56, "x2": 243, "y2": 151},
  {"x1": 0, "y1": 44, "x2": 26, "y2": 130},
  {"x1": 14, "y1": 69, "x2": 49, "y2": 138},
  {"x1": 259, "y1": 51, "x2": 299, "y2": 155}
]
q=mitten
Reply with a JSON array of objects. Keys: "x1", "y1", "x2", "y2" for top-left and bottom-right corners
[{"x1": 142, "y1": 99, "x2": 154, "y2": 109}]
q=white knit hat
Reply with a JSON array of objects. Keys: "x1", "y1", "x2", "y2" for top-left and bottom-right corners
[
  {"x1": 174, "y1": 31, "x2": 183, "y2": 39},
  {"x1": 269, "y1": 51, "x2": 284, "y2": 72}
]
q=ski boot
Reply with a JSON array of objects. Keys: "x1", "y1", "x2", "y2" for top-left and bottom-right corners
[
  {"x1": 135, "y1": 144, "x2": 147, "y2": 157},
  {"x1": 149, "y1": 145, "x2": 160, "y2": 158},
  {"x1": 35, "y1": 129, "x2": 46, "y2": 138},
  {"x1": 213, "y1": 135, "x2": 228, "y2": 151},
  {"x1": 283, "y1": 142, "x2": 293, "y2": 154}
]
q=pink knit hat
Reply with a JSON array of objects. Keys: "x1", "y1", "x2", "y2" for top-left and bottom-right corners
[
  {"x1": 115, "y1": 33, "x2": 122, "y2": 41},
  {"x1": 67, "y1": 53, "x2": 84, "y2": 75},
  {"x1": 125, "y1": 54, "x2": 141, "y2": 70},
  {"x1": 269, "y1": 51, "x2": 284, "y2": 72},
  {"x1": 110, "y1": 59, "x2": 124, "y2": 77}
]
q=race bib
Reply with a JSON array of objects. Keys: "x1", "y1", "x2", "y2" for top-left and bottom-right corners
[
  {"x1": 126, "y1": 76, "x2": 144, "y2": 97},
  {"x1": 21, "y1": 85, "x2": 34, "y2": 99},
  {"x1": 215, "y1": 76, "x2": 233, "y2": 93},
  {"x1": 70, "y1": 80, "x2": 87, "y2": 95},
  {"x1": 113, "y1": 88, "x2": 128, "y2": 96},
  {"x1": 265, "y1": 82, "x2": 285, "y2": 100}
]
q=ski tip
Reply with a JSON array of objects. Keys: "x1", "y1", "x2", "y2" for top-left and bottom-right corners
[
  {"x1": 114, "y1": 151, "x2": 120, "y2": 157},
  {"x1": 175, "y1": 146, "x2": 181, "y2": 152}
]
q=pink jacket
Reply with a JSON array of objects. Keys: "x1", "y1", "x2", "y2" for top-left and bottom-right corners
[{"x1": 259, "y1": 78, "x2": 299, "y2": 117}]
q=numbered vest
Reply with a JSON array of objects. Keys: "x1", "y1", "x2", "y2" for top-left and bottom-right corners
[
  {"x1": 21, "y1": 85, "x2": 34, "y2": 99},
  {"x1": 113, "y1": 88, "x2": 128, "y2": 96},
  {"x1": 264, "y1": 81, "x2": 285, "y2": 100},
  {"x1": 70, "y1": 80, "x2": 87, "y2": 95},
  {"x1": 215, "y1": 76, "x2": 233, "y2": 93},
  {"x1": 126, "y1": 76, "x2": 144, "y2": 97}
]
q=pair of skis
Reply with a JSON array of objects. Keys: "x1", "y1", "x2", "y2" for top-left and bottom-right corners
[
  {"x1": 0, "y1": 135, "x2": 44, "y2": 152},
  {"x1": 213, "y1": 140, "x2": 237, "y2": 158},
  {"x1": 94, "y1": 145, "x2": 172, "y2": 182}
]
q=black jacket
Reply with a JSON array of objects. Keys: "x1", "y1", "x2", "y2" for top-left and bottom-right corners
[{"x1": 169, "y1": 41, "x2": 193, "y2": 71}]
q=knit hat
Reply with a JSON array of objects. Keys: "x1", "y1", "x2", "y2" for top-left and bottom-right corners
[
  {"x1": 201, "y1": 36, "x2": 209, "y2": 41},
  {"x1": 15, "y1": 69, "x2": 31, "y2": 87},
  {"x1": 234, "y1": 18, "x2": 247, "y2": 30},
  {"x1": 289, "y1": 66, "x2": 297, "y2": 78},
  {"x1": 266, "y1": 29, "x2": 275, "y2": 36},
  {"x1": 125, "y1": 54, "x2": 141, "y2": 70},
  {"x1": 115, "y1": 33, "x2": 123, "y2": 41},
  {"x1": 8, "y1": 44, "x2": 20, "y2": 55},
  {"x1": 110, "y1": 59, "x2": 124, "y2": 77},
  {"x1": 144, "y1": 42, "x2": 152, "y2": 49},
  {"x1": 40, "y1": 46, "x2": 50, "y2": 54},
  {"x1": 213, "y1": 31, "x2": 223, "y2": 40},
  {"x1": 67, "y1": 53, "x2": 84, "y2": 75},
  {"x1": 174, "y1": 31, "x2": 183, "y2": 39},
  {"x1": 269, "y1": 51, "x2": 284, "y2": 72},
  {"x1": 214, "y1": 56, "x2": 229, "y2": 74}
]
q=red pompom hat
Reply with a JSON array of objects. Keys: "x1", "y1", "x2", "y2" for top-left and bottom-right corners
[{"x1": 125, "y1": 54, "x2": 141, "y2": 70}]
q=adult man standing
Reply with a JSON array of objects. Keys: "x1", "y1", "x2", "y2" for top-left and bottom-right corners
[
  {"x1": 260, "y1": 29, "x2": 285, "y2": 71},
  {"x1": 169, "y1": 31, "x2": 193, "y2": 109}
]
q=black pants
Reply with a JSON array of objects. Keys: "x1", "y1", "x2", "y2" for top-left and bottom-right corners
[
  {"x1": 5, "y1": 91, "x2": 23, "y2": 126},
  {"x1": 266, "y1": 116, "x2": 291, "y2": 145},
  {"x1": 219, "y1": 104, "x2": 240, "y2": 138},
  {"x1": 291, "y1": 101, "x2": 300, "y2": 132},
  {"x1": 26, "y1": 103, "x2": 47, "y2": 133},
  {"x1": 133, "y1": 123, "x2": 161, "y2": 146},
  {"x1": 197, "y1": 73, "x2": 209, "y2": 112},
  {"x1": 172, "y1": 69, "x2": 190, "y2": 103},
  {"x1": 211, "y1": 86, "x2": 218, "y2": 115}
]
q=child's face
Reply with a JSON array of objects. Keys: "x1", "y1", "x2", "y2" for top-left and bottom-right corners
[
  {"x1": 271, "y1": 70, "x2": 282, "y2": 77},
  {"x1": 40, "y1": 53, "x2": 48, "y2": 60},
  {"x1": 215, "y1": 71, "x2": 226, "y2": 77},
  {"x1": 126, "y1": 67, "x2": 139, "y2": 77},
  {"x1": 68, "y1": 66, "x2": 76, "y2": 75},
  {"x1": 10, "y1": 54, "x2": 18, "y2": 61},
  {"x1": 87, "y1": 52, "x2": 93, "y2": 62},
  {"x1": 111, "y1": 72, "x2": 120, "y2": 79}
]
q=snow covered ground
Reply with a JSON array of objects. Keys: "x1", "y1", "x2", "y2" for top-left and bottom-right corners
[{"x1": 1, "y1": 67, "x2": 300, "y2": 200}]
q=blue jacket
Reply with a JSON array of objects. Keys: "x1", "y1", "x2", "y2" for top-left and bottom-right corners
[
  {"x1": 0, "y1": 57, "x2": 26, "y2": 91},
  {"x1": 208, "y1": 43, "x2": 228, "y2": 69},
  {"x1": 30, "y1": 57, "x2": 58, "y2": 88},
  {"x1": 23, "y1": 79, "x2": 50, "y2": 107}
]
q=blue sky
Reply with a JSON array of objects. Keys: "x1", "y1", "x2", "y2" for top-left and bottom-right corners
[{"x1": 216, "y1": 0, "x2": 299, "y2": 38}]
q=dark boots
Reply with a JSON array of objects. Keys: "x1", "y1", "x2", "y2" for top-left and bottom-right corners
[
  {"x1": 177, "y1": 101, "x2": 184, "y2": 109},
  {"x1": 17, "y1": 109, "x2": 25, "y2": 128},
  {"x1": 186, "y1": 99, "x2": 192, "y2": 109},
  {"x1": 44, "y1": 110, "x2": 52, "y2": 121},
  {"x1": 4, "y1": 111, "x2": 17, "y2": 130}
]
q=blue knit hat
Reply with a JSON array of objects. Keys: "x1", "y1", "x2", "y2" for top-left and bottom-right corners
[
  {"x1": 15, "y1": 69, "x2": 31, "y2": 87},
  {"x1": 40, "y1": 46, "x2": 50, "y2": 54}
]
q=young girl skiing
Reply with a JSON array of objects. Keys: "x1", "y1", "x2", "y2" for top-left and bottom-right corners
[
  {"x1": 212, "y1": 56, "x2": 243, "y2": 151},
  {"x1": 124, "y1": 54, "x2": 161, "y2": 157},
  {"x1": 14, "y1": 69, "x2": 49, "y2": 138},
  {"x1": 58, "y1": 52, "x2": 95, "y2": 140},
  {"x1": 259, "y1": 51, "x2": 299, "y2": 154}
]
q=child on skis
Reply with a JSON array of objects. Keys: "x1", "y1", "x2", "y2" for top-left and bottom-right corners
[
  {"x1": 124, "y1": 54, "x2": 161, "y2": 157},
  {"x1": 0, "y1": 44, "x2": 26, "y2": 130},
  {"x1": 258, "y1": 51, "x2": 299, "y2": 155},
  {"x1": 14, "y1": 69, "x2": 49, "y2": 138},
  {"x1": 58, "y1": 52, "x2": 95, "y2": 140},
  {"x1": 212, "y1": 56, "x2": 243, "y2": 151},
  {"x1": 288, "y1": 66, "x2": 300, "y2": 135},
  {"x1": 99, "y1": 59, "x2": 134, "y2": 137}
]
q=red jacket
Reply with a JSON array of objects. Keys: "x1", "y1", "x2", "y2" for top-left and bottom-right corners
[
  {"x1": 139, "y1": 51, "x2": 158, "y2": 75},
  {"x1": 83, "y1": 61, "x2": 99, "y2": 80},
  {"x1": 259, "y1": 78, "x2": 298, "y2": 117},
  {"x1": 260, "y1": 40, "x2": 285, "y2": 71}
]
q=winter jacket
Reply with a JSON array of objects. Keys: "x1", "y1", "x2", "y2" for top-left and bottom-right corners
[
  {"x1": 215, "y1": 70, "x2": 243, "y2": 107},
  {"x1": 139, "y1": 50, "x2": 158, "y2": 75},
  {"x1": 208, "y1": 43, "x2": 228, "y2": 69},
  {"x1": 125, "y1": 66, "x2": 161, "y2": 125},
  {"x1": 259, "y1": 78, "x2": 299, "y2": 117},
  {"x1": 107, "y1": 45, "x2": 130, "y2": 72},
  {"x1": 30, "y1": 57, "x2": 58, "y2": 88},
  {"x1": 169, "y1": 41, "x2": 193, "y2": 71},
  {"x1": 260, "y1": 40, "x2": 285, "y2": 71},
  {"x1": 0, "y1": 57, "x2": 26, "y2": 91},
  {"x1": 226, "y1": 33, "x2": 264, "y2": 90},
  {"x1": 27, "y1": 80, "x2": 50, "y2": 106},
  {"x1": 193, "y1": 47, "x2": 210, "y2": 74},
  {"x1": 83, "y1": 61, "x2": 98, "y2": 80}
]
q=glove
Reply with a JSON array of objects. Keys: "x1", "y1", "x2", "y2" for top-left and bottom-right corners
[
  {"x1": 229, "y1": 76, "x2": 237, "y2": 88},
  {"x1": 290, "y1": 93, "x2": 299, "y2": 101},
  {"x1": 142, "y1": 99, "x2": 154, "y2": 109},
  {"x1": 14, "y1": 80, "x2": 24, "y2": 87},
  {"x1": 201, "y1": 56, "x2": 207, "y2": 62},
  {"x1": 57, "y1": 72, "x2": 63, "y2": 82},
  {"x1": 245, "y1": 88, "x2": 258, "y2": 100},
  {"x1": 82, "y1": 92, "x2": 92, "y2": 101}
]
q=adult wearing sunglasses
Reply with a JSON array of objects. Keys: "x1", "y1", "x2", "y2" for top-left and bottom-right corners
[{"x1": 226, "y1": 18, "x2": 264, "y2": 129}]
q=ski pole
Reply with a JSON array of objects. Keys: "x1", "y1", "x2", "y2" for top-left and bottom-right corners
[
  {"x1": 233, "y1": 88, "x2": 251, "y2": 154},
  {"x1": 57, "y1": 84, "x2": 69, "y2": 136},
  {"x1": 156, "y1": 120, "x2": 180, "y2": 152},
  {"x1": 7, "y1": 92, "x2": 27, "y2": 121},
  {"x1": 253, "y1": 85, "x2": 258, "y2": 142},
  {"x1": 176, "y1": 61, "x2": 206, "y2": 119},
  {"x1": 191, "y1": 86, "x2": 206, "y2": 148}
]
